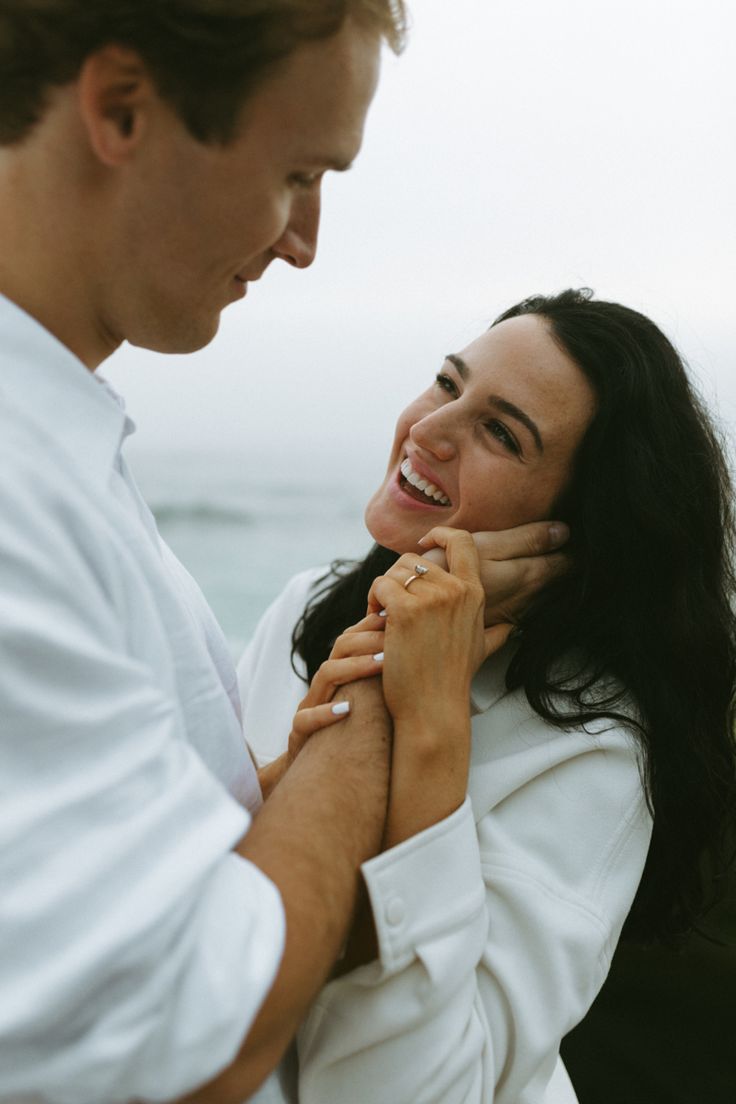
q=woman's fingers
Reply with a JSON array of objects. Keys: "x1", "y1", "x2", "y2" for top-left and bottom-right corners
[
  {"x1": 342, "y1": 612, "x2": 386, "y2": 636},
  {"x1": 288, "y1": 700, "x2": 353, "y2": 758},
  {"x1": 367, "y1": 533, "x2": 485, "y2": 618},
  {"x1": 413, "y1": 526, "x2": 481, "y2": 582},
  {"x1": 303, "y1": 652, "x2": 384, "y2": 708},
  {"x1": 367, "y1": 551, "x2": 446, "y2": 613},
  {"x1": 475, "y1": 548, "x2": 569, "y2": 626},
  {"x1": 483, "y1": 621, "x2": 515, "y2": 658},
  {"x1": 417, "y1": 522, "x2": 571, "y2": 627},
  {"x1": 421, "y1": 520, "x2": 569, "y2": 560},
  {"x1": 329, "y1": 630, "x2": 386, "y2": 659}
]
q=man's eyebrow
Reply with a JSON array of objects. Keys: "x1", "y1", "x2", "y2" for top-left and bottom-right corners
[{"x1": 445, "y1": 353, "x2": 544, "y2": 454}]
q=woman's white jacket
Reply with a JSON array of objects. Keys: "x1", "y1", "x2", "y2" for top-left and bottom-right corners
[{"x1": 237, "y1": 567, "x2": 652, "y2": 1104}]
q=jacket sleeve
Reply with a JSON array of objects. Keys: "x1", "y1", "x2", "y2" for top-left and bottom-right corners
[{"x1": 297, "y1": 699, "x2": 651, "y2": 1104}]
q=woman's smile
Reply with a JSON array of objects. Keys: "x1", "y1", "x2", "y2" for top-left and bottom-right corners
[
  {"x1": 395, "y1": 456, "x2": 452, "y2": 508},
  {"x1": 365, "y1": 314, "x2": 597, "y2": 555}
]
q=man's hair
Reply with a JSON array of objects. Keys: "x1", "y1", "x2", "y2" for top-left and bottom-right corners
[{"x1": 0, "y1": 0, "x2": 408, "y2": 145}]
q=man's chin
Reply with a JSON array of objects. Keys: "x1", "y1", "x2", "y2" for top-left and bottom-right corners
[{"x1": 128, "y1": 313, "x2": 221, "y2": 356}]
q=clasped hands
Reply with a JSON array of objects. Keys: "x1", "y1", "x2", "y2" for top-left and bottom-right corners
[{"x1": 257, "y1": 520, "x2": 568, "y2": 800}]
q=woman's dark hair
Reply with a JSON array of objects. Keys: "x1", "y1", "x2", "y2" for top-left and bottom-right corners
[
  {"x1": 0, "y1": 0, "x2": 407, "y2": 146},
  {"x1": 293, "y1": 288, "x2": 736, "y2": 941}
]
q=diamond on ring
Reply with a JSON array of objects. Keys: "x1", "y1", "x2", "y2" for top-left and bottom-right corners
[{"x1": 414, "y1": 564, "x2": 429, "y2": 575}]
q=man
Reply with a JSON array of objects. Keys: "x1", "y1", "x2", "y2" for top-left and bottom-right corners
[{"x1": 0, "y1": 3, "x2": 566, "y2": 1101}]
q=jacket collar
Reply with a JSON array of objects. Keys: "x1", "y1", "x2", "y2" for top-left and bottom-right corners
[{"x1": 470, "y1": 643, "x2": 516, "y2": 715}]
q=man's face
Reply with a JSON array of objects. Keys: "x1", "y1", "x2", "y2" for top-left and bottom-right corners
[{"x1": 105, "y1": 19, "x2": 381, "y2": 353}]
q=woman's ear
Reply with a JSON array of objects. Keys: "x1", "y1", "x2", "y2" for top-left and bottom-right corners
[{"x1": 76, "y1": 44, "x2": 156, "y2": 166}]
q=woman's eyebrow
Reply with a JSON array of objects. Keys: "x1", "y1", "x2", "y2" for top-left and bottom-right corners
[{"x1": 445, "y1": 354, "x2": 544, "y2": 453}]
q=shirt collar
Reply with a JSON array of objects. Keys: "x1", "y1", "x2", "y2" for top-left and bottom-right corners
[
  {"x1": 0, "y1": 294, "x2": 135, "y2": 484},
  {"x1": 470, "y1": 643, "x2": 516, "y2": 715}
]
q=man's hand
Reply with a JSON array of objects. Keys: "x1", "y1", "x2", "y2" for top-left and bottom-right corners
[{"x1": 419, "y1": 520, "x2": 570, "y2": 627}]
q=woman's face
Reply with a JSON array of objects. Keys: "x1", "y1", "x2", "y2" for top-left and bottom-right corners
[{"x1": 365, "y1": 314, "x2": 597, "y2": 554}]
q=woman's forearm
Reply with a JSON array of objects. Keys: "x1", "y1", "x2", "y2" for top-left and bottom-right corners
[{"x1": 384, "y1": 710, "x2": 471, "y2": 850}]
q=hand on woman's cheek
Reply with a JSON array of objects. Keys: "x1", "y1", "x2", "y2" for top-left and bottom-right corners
[{"x1": 420, "y1": 520, "x2": 571, "y2": 626}]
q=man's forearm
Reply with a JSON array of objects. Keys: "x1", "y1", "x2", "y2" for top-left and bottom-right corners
[{"x1": 179, "y1": 678, "x2": 391, "y2": 1103}]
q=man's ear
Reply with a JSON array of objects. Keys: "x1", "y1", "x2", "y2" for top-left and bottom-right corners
[{"x1": 76, "y1": 45, "x2": 157, "y2": 166}]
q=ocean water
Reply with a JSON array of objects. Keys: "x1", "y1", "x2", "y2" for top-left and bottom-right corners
[{"x1": 129, "y1": 448, "x2": 380, "y2": 660}]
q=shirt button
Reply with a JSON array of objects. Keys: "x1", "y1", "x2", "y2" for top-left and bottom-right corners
[{"x1": 385, "y1": 898, "x2": 405, "y2": 927}]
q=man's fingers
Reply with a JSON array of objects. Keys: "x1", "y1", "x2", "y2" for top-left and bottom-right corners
[{"x1": 469, "y1": 521, "x2": 570, "y2": 562}]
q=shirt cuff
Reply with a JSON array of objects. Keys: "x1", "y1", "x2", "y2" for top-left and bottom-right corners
[{"x1": 361, "y1": 798, "x2": 484, "y2": 974}]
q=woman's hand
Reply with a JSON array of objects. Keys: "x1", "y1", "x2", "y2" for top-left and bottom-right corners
[
  {"x1": 419, "y1": 520, "x2": 570, "y2": 627},
  {"x1": 259, "y1": 615, "x2": 386, "y2": 799},
  {"x1": 296, "y1": 613, "x2": 386, "y2": 716},
  {"x1": 367, "y1": 528, "x2": 511, "y2": 724},
  {"x1": 367, "y1": 527, "x2": 512, "y2": 848}
]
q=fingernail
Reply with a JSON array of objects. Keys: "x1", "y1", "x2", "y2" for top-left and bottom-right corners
[
  {"x1": 331, "y1": 701, "x2": 350, "y2": 716},
  {"x1": 378, "y1": 609, "x2": 388, "y2": 618},
  {"x1": 373, "y1": 651, "x2": 384, "y2": 662},
  {"x1": 417, "y1": 536, "x2": 428, "y2": 547},
  {"x1": 548, "y1": 522, "x2": 570, "y2": 548}
]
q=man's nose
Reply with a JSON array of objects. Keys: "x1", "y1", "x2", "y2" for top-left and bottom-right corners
[{"x1": 271, "y1": 188, "x2": 321, "y2": 269}]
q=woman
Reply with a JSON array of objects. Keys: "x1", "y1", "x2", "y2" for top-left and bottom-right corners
[{"x1": 238, "y1": 290, "x2": 736, "y2": 1104}]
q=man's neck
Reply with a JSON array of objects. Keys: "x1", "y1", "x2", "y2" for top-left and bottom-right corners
[{"x1": 0, "y1": 148, "x2": 120, "y2": 371}]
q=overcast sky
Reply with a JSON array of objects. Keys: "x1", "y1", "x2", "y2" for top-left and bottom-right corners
[{"x1": 106, "y1": 0, "x2": 736, "y2": 481}]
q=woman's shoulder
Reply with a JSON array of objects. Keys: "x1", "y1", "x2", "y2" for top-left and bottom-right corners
[
  {"x1": 270, "y1": 563, "x2": 335, "y2": 614},
  {"x1": 471, "y1": 645, "x2": 640, "y2": 750},
  {"x1": 237, "y1": 564, "x2": 331, "y2": 698},
  {"x1": 468, "y1": 648, "x2": 650, "y2": 923}
]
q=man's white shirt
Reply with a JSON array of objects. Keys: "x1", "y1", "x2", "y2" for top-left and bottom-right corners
[{"x1": 0, "y1": 294, "x2": 284, "y2": 1103}]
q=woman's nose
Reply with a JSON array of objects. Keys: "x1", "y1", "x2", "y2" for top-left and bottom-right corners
[{"x1": 409, "y1": 410, "x2": 456, "y2": 462}]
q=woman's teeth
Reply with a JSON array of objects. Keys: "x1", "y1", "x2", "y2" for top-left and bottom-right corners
[{"x1": 400, "y1": 458, "x2": 451, "y2": 505}]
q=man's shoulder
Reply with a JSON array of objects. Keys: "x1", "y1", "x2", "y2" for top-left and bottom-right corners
[
  {"x1": 0, "y1": 398, "x2": 109, "y2": 518},
  {"x1": 0, "y1": 402, "x2": 124, "y2": 597}
]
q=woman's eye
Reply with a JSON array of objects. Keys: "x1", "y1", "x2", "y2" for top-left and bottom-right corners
[
  {"x1": 435, "y1": 372, "x2": 457, "y2": 396},
  {"x1": 487, "y1": 420, "x2": 521, "y2": 455}
]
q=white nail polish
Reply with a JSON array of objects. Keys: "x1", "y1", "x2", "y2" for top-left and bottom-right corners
[
  {"x1": 373, "y1": 651, "x2": 384, "y2": 662},
  {"x1": 331, "y1": 701, "x2": 350, "y2": 716}
]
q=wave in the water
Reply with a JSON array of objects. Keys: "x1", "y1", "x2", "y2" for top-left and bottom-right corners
[
  {"x1": 152, "y1": 501, "x2": 254, "y2": 526},
  {"x1": 150, "y1": 487, "x2": 362, "y2": 528}
]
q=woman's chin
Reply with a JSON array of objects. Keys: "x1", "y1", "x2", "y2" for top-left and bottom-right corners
[
  {"x1": 364, "y1": 492, "x2": 434, "y2": 556},
  {"x1": 364, "y1": 520, "x2": 423, "y2": 557}
]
